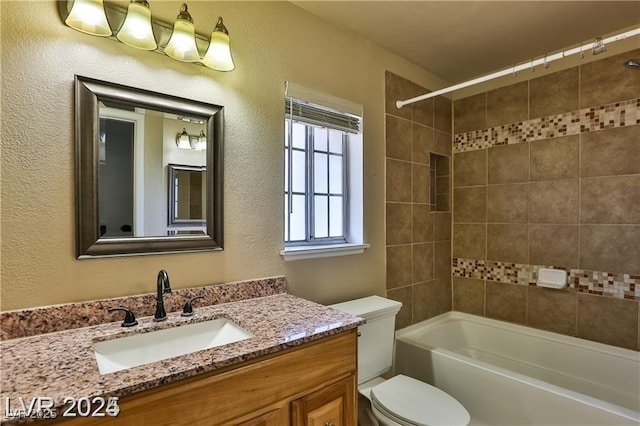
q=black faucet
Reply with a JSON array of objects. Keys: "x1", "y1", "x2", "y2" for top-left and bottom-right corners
[{"x1": 154, "y1": 270, "x2": 172, "y2": 322}]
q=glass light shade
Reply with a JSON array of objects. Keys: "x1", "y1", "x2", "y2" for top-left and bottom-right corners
[
  {"x1": 195, "y1": 130, "x2": 207, "y2": 151},
  {"x1": 65, "y1": 0, "x2": 112, "y2": 36},
  {"x1": 201, "y1": 18, "x2": 235, "y2": 71},
  {"x1": 116, "y1": 1, "x2": 157, "y2": 50},
  {"x1": 165, "y1": 19, "x2": 200, "y2": 62},
  {"x1": 176, "y1": 129, "x2": 191, "y2": 150}
]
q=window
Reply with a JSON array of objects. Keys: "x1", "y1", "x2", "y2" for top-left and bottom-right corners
[{"x1": 282, "y1": 83, "x2": 367, "y2": 260}]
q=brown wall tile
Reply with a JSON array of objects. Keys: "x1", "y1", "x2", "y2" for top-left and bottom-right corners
[
  {"x1": 414, "y1": 278, "x2": 451, "y2": 323},
  {"x1": 387, "y1": 286, "x2": 413, "y2": 330},
  {"x1": 528, "y1": 287, "x2": 577, "y2": 336},
  {"x1": 413, "y1": 124, "x2": 433, "y2": 165},
  {"x1": 413, "y1": 281, "x2": 434, "y2": 323},
  {"x1": 434, "y1": 131, "x2": 452, "y2": 157},
  {"x1": 386, "y1": 159, "x2": 412, "y2": 202},
  {"x1": 412, "y1": 204, "x2": 433, "y2": 243},
  {"x1": 486, "y1": 81, "x2": 528, "y2": 127},
  {"x1": 529, "y1": 180, "x2": 579, "y2": 224},
  {"x1": 581, "y1": 175, "x2": 640, "y2": 224},
  {"x1": 487, "y1": 224, "x2": 528, "y2": 264},
  {"x1": 385, "y1": 71, "x2": 414, "y2": 120},
  {"x1": 530, "y1": 135, "x2": 579, "y2": 181},
  {"x1": 413, "y1": 96, "x2": 434, "y2": 128},
  {"x1": 488, "y1": 143, "x2": 529, "y2": 184},
  {"x1": 453, "y1": 277, "x2": 484, "y2": 315},
  {"x1": 432, "y1": 277, "x2": 452, "y2": 317},
  {"x1": 412, "y1": 243, "x2": 434, "y2": 283},
  {"x1": 434, "y1": 240, "x2": 452, "y2": 279},
  {"x1": 412, "y1": 164, "x2": 429, "y2": 204},
  {"x1": 577, "y1": 294, "x2": 639, "y2": 350},
  {"x1": 454, "y1": 93, "x2": 487, "y2": 134},
  {"x1": 386, "y1": 115, "x2": 412, "y2": 161},
  {"x1": 386, "y1": 245, "x2": 412, "y2": 289},
  {"x1": 434, "y1": 212, "x2": 451, "y2": 241},
  {"x1": 580, "y1": 125, "x2": 640, "y2": 178},
  {"x1": 436, "y1": 175, "x2": 451, "y2": 199},
  {"x1": 454, "y1": 186, "x2": 487, "y2": 223},
  {"x1": 486, "y1": 281, "x2": 527, "y2": 325},
  {"x1": 386, "y1": 203, "x2": 412, "y2": 245},
  {"x1": 580, "y1": 48, "x2": 640, "y2": 108},
  {"x1": 529, "y1": 224, "x2": 579, "y2": 268},
  {"x1": 435, "y1": 155, "x2": 451, "y2": 177},
  {"x1": 453, "y1": 223, "x2": 486, "y2": 259},
  {"x1": 454, "y1": 150, "x2": 487, "y2": 187},
  {"x1": 436, "y1": 193, "x2": 450, "y2": 212},
  {"x1": 434, "y1": 95, "x2": 452, "y2": 134},
  {"x1": 529, "y1": 67, "x2": 579, "y2": 118},
  {"x1": 580, "y1": 225, "x2": 640, "y2": 274},
  {"x1": 487, "y1": 183, "x2": 529, "y2": 223}
]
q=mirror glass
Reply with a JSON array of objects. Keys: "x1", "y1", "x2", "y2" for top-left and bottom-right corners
[
  {"x1": 168, "y1": 164, "x2": 207, "y2": 227},
  {"x1": 75, "y1": 76, "x2": 223, "y2": 258}
]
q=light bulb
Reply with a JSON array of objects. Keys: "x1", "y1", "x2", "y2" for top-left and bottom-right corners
[
  {"x1": 201, "y1": 17, "x2": 235, "y2": 71},
  {"x1": 64, "y1": 0, "x2": 112, "y2": 36},
  {"x1": 165, "y1": 3, "x2": 200, "y2": 63},
  {"x1": 196, "y1": 130, "x2": 207, "y2": 151},
  {"x1": 116, "y1": 1, "x2": 157, "y2": 50},
  {"x1": 176, "y1": 128, "x2": 191, "y2": 150}
]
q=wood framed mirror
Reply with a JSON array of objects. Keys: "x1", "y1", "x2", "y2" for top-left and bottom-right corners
[{"x1": 75, "y1": 75, "x2": 223, "y2": 258}]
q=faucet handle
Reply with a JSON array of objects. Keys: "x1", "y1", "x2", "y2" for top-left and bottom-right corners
[
  {"x1": 108, "y1": 307, "x2": 138, "y2": 327},
  {"x1": 181, "y1": 296, "x2": 205, "y2": 317}
]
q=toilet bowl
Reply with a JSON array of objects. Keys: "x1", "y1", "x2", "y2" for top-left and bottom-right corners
[
  {"x1": 366, "y1": 375, "x2": 469, "y2": 426},
  {"x1": 330, "y1": 296, "x2": 470, "y2": 426}
]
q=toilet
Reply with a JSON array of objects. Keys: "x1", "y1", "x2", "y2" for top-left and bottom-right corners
[{"x1": 331, "y1": 296, "x2": 470, "y2": 426}]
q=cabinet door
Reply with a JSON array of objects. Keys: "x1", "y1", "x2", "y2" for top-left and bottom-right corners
[{"x1": 291, "y1": 375, "x2": 356, "y2": 426}]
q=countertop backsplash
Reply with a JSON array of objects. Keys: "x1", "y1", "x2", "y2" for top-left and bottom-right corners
[{"x1": 1, "y1": 276, "x2": 288, "y2": 340}]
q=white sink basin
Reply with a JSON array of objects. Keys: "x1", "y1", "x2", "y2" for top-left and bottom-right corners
[{"x1": 93, "y1": 318, "x2": 253, "y2": 374}]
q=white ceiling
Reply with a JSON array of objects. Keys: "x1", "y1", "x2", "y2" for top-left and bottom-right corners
[{"x1": 292, "y1": 1, "x2": 640, "y2": 83}]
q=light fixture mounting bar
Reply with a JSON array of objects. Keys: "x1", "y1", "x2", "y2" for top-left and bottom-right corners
[{"x1": 396, "y1": 27, "x2": 640, "y2": 109}]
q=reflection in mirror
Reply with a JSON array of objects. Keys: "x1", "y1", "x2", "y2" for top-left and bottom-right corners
[
  {"x1": 75, "y1": 76, "x2": 223, "y2": 258},
  {"x1": 168, "y1": 164, "x2": 207, "y2": 228}
]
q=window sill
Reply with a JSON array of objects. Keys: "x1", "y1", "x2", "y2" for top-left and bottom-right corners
[{"x1": 280, "y1": 243, "x2": 370, "y2": 261}]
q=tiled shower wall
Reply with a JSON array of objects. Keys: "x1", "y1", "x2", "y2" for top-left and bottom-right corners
[
  {"x1": 384, "y1": 72, "x2": 453, "y2": 329},
  {"x1": 452, "y1": 49, "x2": 640, "y2": 351}
]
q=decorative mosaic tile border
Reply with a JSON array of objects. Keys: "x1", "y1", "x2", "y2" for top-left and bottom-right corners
[
  {"x1": 452, "y1": 257, "x2": 639, "y2": 301},
  {"x1": 453, "y1": 97, "x2": 640, "y2": 153}
]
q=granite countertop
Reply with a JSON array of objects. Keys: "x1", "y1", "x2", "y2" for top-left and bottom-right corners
[{"x1": 0, "y1": 293, "x2": 364, "y2": 424}]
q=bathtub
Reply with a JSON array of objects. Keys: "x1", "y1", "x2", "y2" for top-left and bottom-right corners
[{"x1": 394, "y1": 312, "x2": 640, "y2": 426}]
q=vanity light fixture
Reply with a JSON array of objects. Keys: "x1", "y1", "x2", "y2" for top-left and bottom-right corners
[
  {"x1": 176, "y1": 128, "x2": 192, "y2": 150},
  {"x1": 116, "y1": 0, "x2": 157, "y2": 50},
  {"x1": 64, "y1": 0, "x2": 112, "y2": 37},
  {"x1": 175, "y1": 129, "x2": 207, "y2": 150},
  {"x1": 201, "y1": 17, "x2": 235, "y2": 71},
  {"x1": 58, "y1": 1, "x2": 236, "y2": 71},
  {"x1": 164, "y1": 3, "x2": 200, "y2": 63}
]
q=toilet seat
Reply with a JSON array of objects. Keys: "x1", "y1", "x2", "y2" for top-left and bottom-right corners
[{"x1": 370, "y1": 375, "x2": 470, "y2": 426}]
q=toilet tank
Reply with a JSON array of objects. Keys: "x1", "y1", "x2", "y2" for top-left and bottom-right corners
[{"x1": 330, "y1": 296, "x2": 402, "y2": 384}]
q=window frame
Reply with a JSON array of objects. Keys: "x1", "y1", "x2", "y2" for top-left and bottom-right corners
[
  {"x1": 284, "y1": 119, "x2": 350, "y2": 246},
  {"x1": 281, "y1": 83, "x2": 368, "y2": 261}
]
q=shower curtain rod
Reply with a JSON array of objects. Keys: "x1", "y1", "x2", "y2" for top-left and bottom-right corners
[{"x1": 396, "y1": 27, "x2": 640, "y2": 109}]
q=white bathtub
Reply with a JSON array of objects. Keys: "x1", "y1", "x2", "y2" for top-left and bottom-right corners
[{"x1": 394, "y1": 312, "x2": 640, "y2": 426}]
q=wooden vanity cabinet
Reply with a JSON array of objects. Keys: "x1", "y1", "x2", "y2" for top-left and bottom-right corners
[{"x1": 54, "y1": 330, "x2": 357, "y2": 426}]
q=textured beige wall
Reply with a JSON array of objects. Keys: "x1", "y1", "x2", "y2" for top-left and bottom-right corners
[{"x1": 0, "y1": 1, "x2": 446, "y2": 310}]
